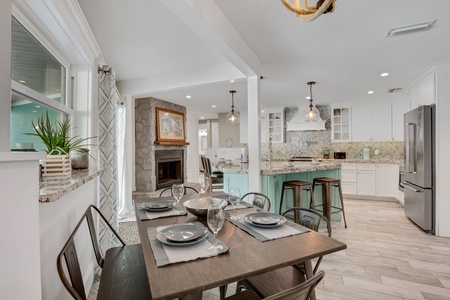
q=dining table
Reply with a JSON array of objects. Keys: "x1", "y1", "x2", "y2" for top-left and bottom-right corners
[{"x1": 133, "y1": 192, "x2": 347, "y2": 300}]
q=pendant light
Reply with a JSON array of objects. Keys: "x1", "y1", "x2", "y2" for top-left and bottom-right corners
[
  {"x1": 226, "y1": 90, "x2": 240, "y2": 125},
  {"x1": 303, "y1": 81, "x2": 320, "y2": 122}
]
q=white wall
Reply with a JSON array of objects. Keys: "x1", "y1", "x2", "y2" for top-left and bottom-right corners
[
  {"x1": 434, "y1": 64, "x2": 450, "y2": 237},
  {"x1": 39, "y1": 179, "x2": 99, "y2": 300},
  {"x1": 0, "y1": 155, "x2": 44, "y2": 300},
  {"x1": 186, "y1": 111, "x2": 200, "y2": 183},
  {"x1": 0, "y1": 0, "x2": 11, "y2": 151}
]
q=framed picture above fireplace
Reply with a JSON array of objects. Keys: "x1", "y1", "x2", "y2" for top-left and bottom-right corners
[{"x1": 155, "y1": 107, "x2": 189, "y2": 145}]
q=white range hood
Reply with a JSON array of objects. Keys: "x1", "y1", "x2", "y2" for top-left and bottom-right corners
[{"x1": 286, "y1": 110, "x2": 326, "y2": 131}]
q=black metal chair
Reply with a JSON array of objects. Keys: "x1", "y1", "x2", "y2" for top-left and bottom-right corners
[
  {"x1": 201, "y1": 156, "x2": 223, "y2": 192},
  {"x1": 56, "y1": 205, "x2": 150, "y2": 300},
  {"x1": 227, "y1": 270, "x2": 325, "y2": 300},
  {"x1": 159, "y1": 186, "x2": 198, "y2": 197},
  {"x1": 235, "y1": 208, "x2": 331, "y2": 298},
  {"x1": 241, "y1": 192, "x2": 271, "y2": 211}
]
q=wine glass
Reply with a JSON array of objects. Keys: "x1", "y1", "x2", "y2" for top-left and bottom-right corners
[
  {"x1": 228, "y1": 187, "x2": 241, "y2": 220},
  {"x1": 199, "y1": 174, "x2": 209, "y2": 194},
  {"x1": 172, "y1": 183, "x2": 184, "y2": 212},
  {"x1": 207, "y1": 203, "x2": 225, "y2": 253}
]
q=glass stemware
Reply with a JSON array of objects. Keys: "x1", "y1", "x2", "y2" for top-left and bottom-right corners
[
  {"x1": 172, "y1": 183, "x2": 184, "y2": 213},
  {"x1": 228, "y1": 187, "x2": 241, "y2": 220},
  {"x1": 199, "y1": 174, "x2": 209, "y2": 194},
  {"x1": 207, "y1": 203, "x2": 225, "y2": 253}
]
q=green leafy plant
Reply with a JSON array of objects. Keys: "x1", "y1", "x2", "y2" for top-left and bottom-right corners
[{"x1": 26, "y1": 112, "x2": 96, "y2": 155}]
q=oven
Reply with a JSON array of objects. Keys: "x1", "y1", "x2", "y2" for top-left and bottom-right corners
[{"x1": 398, "y1": 166, "x2": 405, "y2": 192}]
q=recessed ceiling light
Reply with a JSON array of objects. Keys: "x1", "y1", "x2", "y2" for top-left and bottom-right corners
[
  {"x1": 381, "y1": 72, "x2": 389, "y2": 77},
  {"x1": 211, "y1": 105, "x2": 216, "y2": 108},
  {"x1": 186, "y1": 95, "x2": 191, "y2": 99},
  {"x1": 200, "y1": 116, "x2": 204, "y2": 119},
  {"x1": 19, "y1": 80, "x2": 26, "y2": 83},
  {"x1": 229, "y1": 79, "x2": 235, "y2": 84},
  {"x1": 306, "y1": 96, "x2": 311, "y2": 100},
  {"x1": 368, "y1": 91, "x2": 374, "y2": 94}
]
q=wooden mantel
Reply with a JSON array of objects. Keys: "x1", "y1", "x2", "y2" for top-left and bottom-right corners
[{"x1": 154, "y1": 141, "x2": 190, "y2": 146}]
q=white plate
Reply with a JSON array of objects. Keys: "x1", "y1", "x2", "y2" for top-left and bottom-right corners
[
  {"x1": 161, "y1": 224, "x2": 205, "y2": 242},
  {"x1": 244, "y1": 212, "x2": 287, "y2": 228},
  {"x1": 157, "y1": 227, "x2": 209, "y2": 246},
  {"x1": 142, "y1": 201, "x2": 174, "y2": 212}
]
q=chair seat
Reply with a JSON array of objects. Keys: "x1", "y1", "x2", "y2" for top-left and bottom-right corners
[
  {"x1": 283, "y1": 180, "x2": 312, "y2": 187},
  {"x1": 225, "y1": 290, "x2": 261, "y2": 300},
  {"x1": 238, "y1": 266, "x2": 306, "y2": 298},
  {"x1": 97, "y1": 244, "x2": 150, "y2": 300},
  {"x1": 313, "y1": 177, "x2": 340, "y2": 183}
]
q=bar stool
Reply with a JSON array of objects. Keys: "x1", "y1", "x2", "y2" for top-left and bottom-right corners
[
  {"x1": 312, "y1": 177, "x2": 348, "y2": 228},
  {"x1": 279, "y1": 180, "x2": 314, "y2": 214}
]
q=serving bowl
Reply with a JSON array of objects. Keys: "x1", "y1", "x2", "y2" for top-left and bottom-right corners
[{"x1": 183, "y1": 197, "x2": 227, "y2": 216}]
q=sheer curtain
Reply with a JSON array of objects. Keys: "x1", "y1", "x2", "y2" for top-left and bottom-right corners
[{"x1": 117, "y1": 100, "x2": 133, "y2": 219}]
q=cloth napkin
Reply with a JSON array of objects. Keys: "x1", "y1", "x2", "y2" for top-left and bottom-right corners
[
  {"x1": 147, "y1": 222, "x2": 229, "y2": 267},
  {"x1": 136, "y1": 202, "x2": 187, "y2": 221},
  {"x1": 227, "y1": 211, "x2": 310, "y2": 242}
]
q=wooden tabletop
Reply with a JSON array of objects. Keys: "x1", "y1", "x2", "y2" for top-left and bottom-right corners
[{"x1": 134, "y1": 192, "x2": 347, "y2": 300}]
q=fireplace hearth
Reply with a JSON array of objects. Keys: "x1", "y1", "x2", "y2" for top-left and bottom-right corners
[{"x1": 155, "y1": 150, "x2": 184, "y2": 190}]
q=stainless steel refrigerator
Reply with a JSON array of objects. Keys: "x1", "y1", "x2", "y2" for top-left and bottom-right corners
[{"x1": 403, "y1": 104, "x2": 435, "y2": 234}]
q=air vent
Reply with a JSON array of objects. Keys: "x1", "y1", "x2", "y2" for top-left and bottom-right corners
[
  {"x1": 385, "y1": 20, "x2": 436, "y2": 38},
  {"x1": 387, "y1": 88, "x2": 403, "y2": 93}
]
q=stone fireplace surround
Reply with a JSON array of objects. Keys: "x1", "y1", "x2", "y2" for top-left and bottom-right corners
[{"x1": 135, "y1": 97, "x2": 188, "y2": 192}]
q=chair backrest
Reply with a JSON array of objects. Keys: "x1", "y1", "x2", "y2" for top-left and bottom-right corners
[
  {"x1": 264, "y1": 270, "x2": 325, "y2": 300},
  {"x1": 56, "y1": 205, "x2": 125, "y2": 300},
  {"x1": 159, "y1": 186, "x2": 199, "y2": 197},
  {"x1": 282, "y1": 207, "x2": 331, "y2": 274},
  {"x1": 201, "y1": 156, "x2": 213, "y2": 175},
  {"x1": 241, "y1": 192, "x2": 271, "y2": 211}
]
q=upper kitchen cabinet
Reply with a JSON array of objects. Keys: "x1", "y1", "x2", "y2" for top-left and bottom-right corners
[
  {"x1": 392, "y1": 98, "x2": 410, "y2": 141},
  {"x1": 331, "y1": 107, "x2": 351, "y2": 142},
  {"x1": 352, "y1": 102, "x2": 392, "y2": 142},
  {"x1": 266, "y1": 107, "x2": 285, "y2": 143},
  {"x1": 239, "y1": 107, "x2": 285, "y2": 144},
  {"x1": 411, "y1": 70, "x2": 436, "y2": 108}
]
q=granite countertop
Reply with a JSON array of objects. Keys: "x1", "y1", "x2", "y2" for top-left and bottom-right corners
[
  {"x1": 336, "y1": 159, "x2": 403, "y2": 165},
  {"x1": 214, "y1": 161, "x2": 341, "y2": 175},
  {"x1": 39, "y1": 166, "x2": 103, "y2": 203}
]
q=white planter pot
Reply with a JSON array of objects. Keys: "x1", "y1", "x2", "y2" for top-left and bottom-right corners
[{"x1": 42, "y1": 154, "x2": 71, "y2": 178}]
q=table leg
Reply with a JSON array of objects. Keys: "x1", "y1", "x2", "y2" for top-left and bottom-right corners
[
  {"x1": 180, "y1": 291, "x2": 203, "y2": 300},
  {"x1": 304, "y1": 260, "x2": 316, "y2": 300}
]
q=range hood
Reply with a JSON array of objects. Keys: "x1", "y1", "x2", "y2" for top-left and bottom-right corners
[{"x1": 286, "y1": 110, "x2": 326, "y2": 131}]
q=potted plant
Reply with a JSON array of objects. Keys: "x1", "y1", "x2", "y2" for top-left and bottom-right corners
[{"x1": 26, "y1": 112, "x2": 96, "y2": 176}]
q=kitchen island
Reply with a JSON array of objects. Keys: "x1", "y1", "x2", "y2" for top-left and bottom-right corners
[{"x1": 214, "y1": 160, "x2": 341, "y2": 217}]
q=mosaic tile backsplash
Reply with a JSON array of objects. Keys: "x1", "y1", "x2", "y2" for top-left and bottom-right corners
[{"x1": 260, "y1": 105, "x2": 404, "y2": 160}]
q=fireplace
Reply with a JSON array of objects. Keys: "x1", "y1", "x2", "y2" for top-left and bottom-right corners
[{"x1": 155, "y1": 150, "x2": 184, "y2": 190}]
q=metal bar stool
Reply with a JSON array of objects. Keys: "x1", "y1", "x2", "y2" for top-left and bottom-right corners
[
  {"x1": 312, "y1": 177, "x2": 348, "y2": 228},
  {"x1": 279, "y1": 180, "x2": 314, "y2": 215}
]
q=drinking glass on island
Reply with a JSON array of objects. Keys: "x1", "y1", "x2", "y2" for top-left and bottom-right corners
[
  {"x1": 207, "y1": 203, "x2": 225, "y2": 253},
  {"x1": 199, "y1": 174, "x2": 210, "y2": 194},
  {"x1": 228, "y1": 187, "x2": 241, "y2": 220},
  {"x1": 172, "y1": 183, "x2": 184, "y2": 213}
]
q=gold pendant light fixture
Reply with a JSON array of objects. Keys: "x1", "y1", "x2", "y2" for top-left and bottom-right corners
[
  {"x1": 226, "y1": 90, "x2": 240, "y2": 125},
  {"x1": 281, "y1": 0, "x2": 336, "y2": 22},
  {"x1": 303, "y1": 81, "x2": 320, "y2": 122}
]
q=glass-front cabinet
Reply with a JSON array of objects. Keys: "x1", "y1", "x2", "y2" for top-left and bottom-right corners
[
  {"x1": 261, "y1": 107, "x2": 285, "y2": 143},
  {"x1": 331, "y1": 107, "x2": 351, "y2": 142}
]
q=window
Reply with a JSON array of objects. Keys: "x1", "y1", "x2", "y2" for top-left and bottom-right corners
[{"x1": 10, "y1": 17, "x2": 72, "y2": 151}]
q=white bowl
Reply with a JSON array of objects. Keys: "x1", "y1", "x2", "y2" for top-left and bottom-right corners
[{"x1": 183, "y1": 197, "x2": 227, "y2": 216}]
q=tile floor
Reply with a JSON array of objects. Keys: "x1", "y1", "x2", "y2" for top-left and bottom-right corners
[{"x1": 91, "y1": 199, "x2": 450, "y2": 300}]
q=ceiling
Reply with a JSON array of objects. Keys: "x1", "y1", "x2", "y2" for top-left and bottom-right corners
[{"x1": 78, "y1": 0, "x2": 450, "y2": 119}]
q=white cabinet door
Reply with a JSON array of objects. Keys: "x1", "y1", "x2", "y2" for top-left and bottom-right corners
[
  {"x1": 376, "y1": 164, "x2": 399, "y2": 198},
  {"x1": 267, "y1": 107, "x2": 284, "y2": 143},
  {"x1": 239, "y1": 110, "x2": 248, "y2": 144},
  {"x1": 331, "y1": 107, "x2": 351, "y2": 142},
  {"x1": 357, "y1": 171, "x2": 376, "y2": 196},
  {"x1": 411, "y1": 71, "x2": 436, "y2": 108},
  {"x1": 351, "y1": 104, "x2": 372, "y2": 142},
  {"x1": 392, "y1": 98, "x2": 410, "y2": 141},
  {"x1": 371, "y1": 102, "x2": 392, "y2": 141}
]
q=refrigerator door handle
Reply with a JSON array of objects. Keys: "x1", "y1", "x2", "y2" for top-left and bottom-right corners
[
  {"x1": 404, "y1": 183, "x2": 422, "y2": 193},
  {"x1": 406, "y1": 123, "x2": 417, "y2": 174}
]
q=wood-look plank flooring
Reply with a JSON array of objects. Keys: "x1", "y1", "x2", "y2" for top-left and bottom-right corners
[{"x1": 90, "y1": 199, "x2": 450, "y2": 300}]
